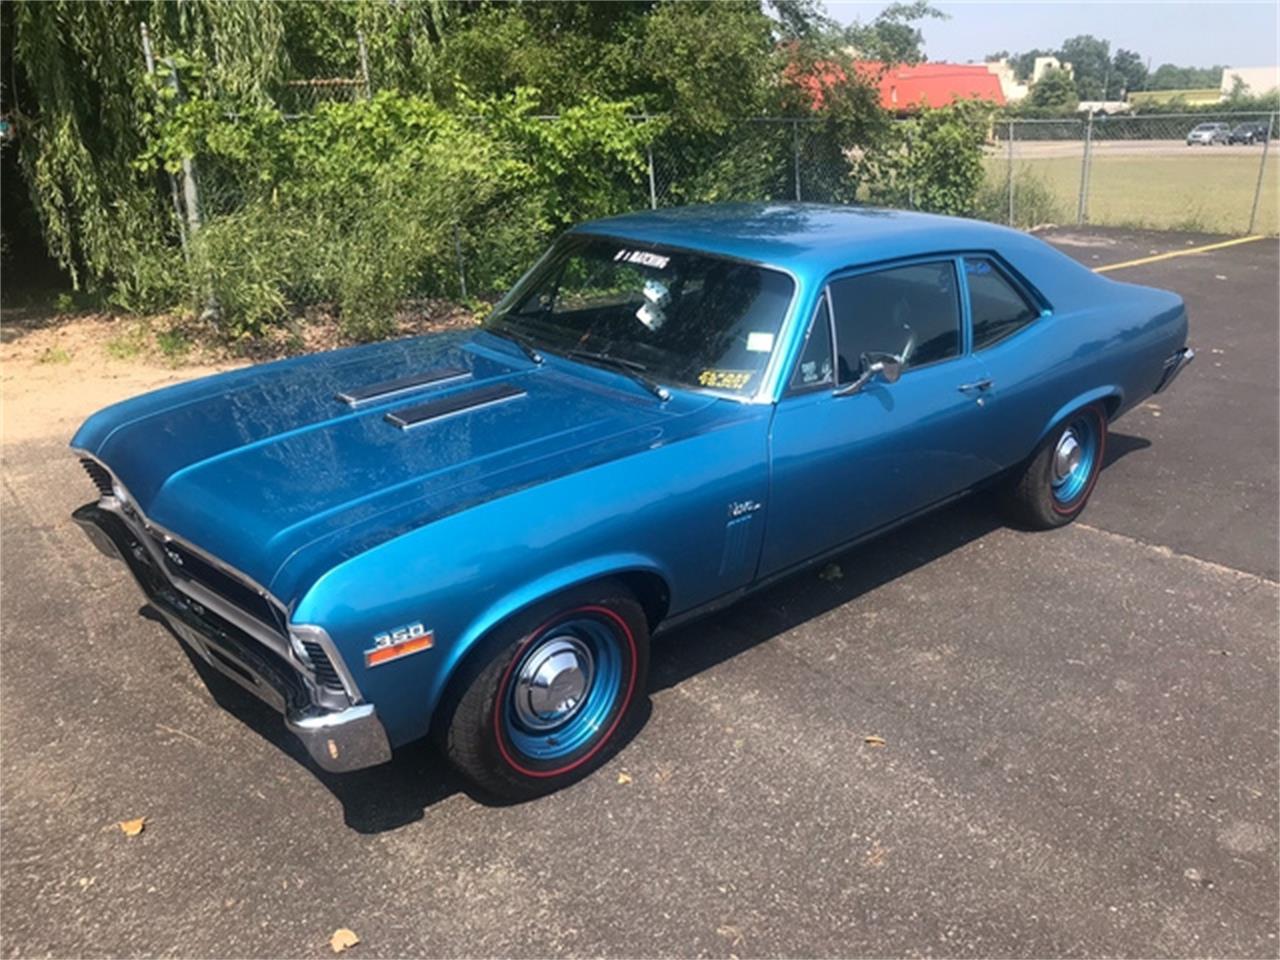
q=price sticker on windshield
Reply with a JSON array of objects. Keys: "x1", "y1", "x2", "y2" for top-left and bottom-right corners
[{"x1": 698, "y1": 369, "x2": 755, "y2": 391}]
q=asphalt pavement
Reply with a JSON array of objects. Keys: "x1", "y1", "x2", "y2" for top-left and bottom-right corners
[{"x1": 2, "y1": 228, "x2": 1276, "y2": 958}]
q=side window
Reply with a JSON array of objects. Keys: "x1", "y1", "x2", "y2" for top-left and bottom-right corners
[
  {"x1": 828, "y1": 261, "x2": 960, "y2": 382},
  {"x1": 790, "y1": 297, "x2": 834, "y2": 390},
  {"x1": 965, "y1": 257, "x2": 1039, "y2": 349}
]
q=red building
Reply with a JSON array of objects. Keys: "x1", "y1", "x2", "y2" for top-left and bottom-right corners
[
  {"x1": 786, "y1": 57, "x2": 1006, "y2": 113},
  {"x1": 857, "y1": 62, "x2": 1006, "y2": 112}
]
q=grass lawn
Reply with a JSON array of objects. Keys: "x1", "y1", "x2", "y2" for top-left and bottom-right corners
[{"x1": 985, "y1": 153, "x2": 1278, "y2": 235}]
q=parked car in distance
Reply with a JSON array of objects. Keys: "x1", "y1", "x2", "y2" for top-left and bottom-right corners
[
  {"x1": 71, "y1": 204, "x2": 1193, "y2": 801},
  {"x1": 1228, "y1": 121, "x2": 1270, "y2": 144},
  {"x1": 1186, "y1": 122, "x2": 1231, "y2": 145}
]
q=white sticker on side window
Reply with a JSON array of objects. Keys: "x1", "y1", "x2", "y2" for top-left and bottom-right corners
[{"x1": 746, "y1": 332, "x2": 775, "y2": 353}]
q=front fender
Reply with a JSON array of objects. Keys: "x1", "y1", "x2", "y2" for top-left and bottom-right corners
[{"x1": 440, "y1": 552, "x2": 672, "y2": 687}]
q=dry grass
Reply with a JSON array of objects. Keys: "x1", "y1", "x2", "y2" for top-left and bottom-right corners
[{"x1": 985, "y1": 152, "x2": 1278, "y2": 234}]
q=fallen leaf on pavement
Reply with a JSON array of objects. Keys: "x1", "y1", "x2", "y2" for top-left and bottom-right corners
[
  {"x1": 616, "y1": 771, "x2": 633, "y2": 785},
  {"x1": 118, "y1": 817, "x2": 146, "y2": 837},
  {"x1": 330, "y1": 928, "x2": 360, "y2": 953},
  {"x1": 864, "y1": 735, "x2": 886, "y2": 748}
]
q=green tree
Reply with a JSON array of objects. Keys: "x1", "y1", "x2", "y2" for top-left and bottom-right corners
[
  {"x1": 1148, "y1": 63, "x2": 1225, "y2": 90},
  {"x1": 846, "y1": 1, "x2": 945, "y2": 64},
  {"x1": 1059, "y1": 34, "x2": 1111, "y2": 100},
  {"x1": 1029, "y1": 66, "x2": 1079, "y2": 111},
  {"x1": 1110, "y1": 48, "x2": 1147, "y2": 97}
]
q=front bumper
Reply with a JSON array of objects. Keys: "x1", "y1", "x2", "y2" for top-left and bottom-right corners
[{"x1": 73, "y1": 501, "x2": 391, "y2": 773}]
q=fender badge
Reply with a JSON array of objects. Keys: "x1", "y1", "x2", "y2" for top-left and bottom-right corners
[{"x1": 365, "y1": 622, "x2": 434, "y2": 667}]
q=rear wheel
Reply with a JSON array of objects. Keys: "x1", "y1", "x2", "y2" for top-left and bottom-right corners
[
  {"x1": 1003, "y1": 403, "x2": 1107, "y2": 529},
  {"x1": 440, "y1": 581, "x2": 649, "y2": 801}
]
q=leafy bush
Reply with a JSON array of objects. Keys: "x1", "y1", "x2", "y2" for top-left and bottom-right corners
[
  {"x1": 975, "y1": 168, "x2": 1064, "y2": 229},
  {"x1": 867, "y1": 100, "x2": 992, "y2": 216},
  {"x1": 140, "y1": 89, "x2": 653, "y2": 338}
]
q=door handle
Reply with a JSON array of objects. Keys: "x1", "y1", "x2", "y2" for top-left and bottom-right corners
[{"x1": 958, "y1": 378, "x2": 994, "y2": 394}]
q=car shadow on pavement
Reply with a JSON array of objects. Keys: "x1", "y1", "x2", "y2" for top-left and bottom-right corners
[
  {"x1": 142, "y1": 430, "x2": 1151, "y2": 832},
  {"x1": 1102, "y1": 431, "x2": 1151, "y2": 468}
]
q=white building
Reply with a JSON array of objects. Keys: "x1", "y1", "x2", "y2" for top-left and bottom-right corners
[
  {"x1": 985, "y1": 56, "x2": 1074, "y2": 103},
  {"x1": 1220, "y1": 66, "x2": 1280, "y2": 98}
]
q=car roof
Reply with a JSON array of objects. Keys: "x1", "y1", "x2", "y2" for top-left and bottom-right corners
[{"x1": 571, "y1": 203, "x2": 1034, "y2": 281}]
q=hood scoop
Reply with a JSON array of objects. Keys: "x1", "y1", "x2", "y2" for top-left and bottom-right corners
[
  {"x1": 385, "y1": 382, "x2": 526, "y2": 430},
  {"x1": 336, "y1": 366, "x2": 470, "y2": 406}
]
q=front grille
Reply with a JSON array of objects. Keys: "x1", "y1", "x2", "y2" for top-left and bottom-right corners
[
  {"x1": 300, "y1": 639, "x2": 345, "y2": 692},
  {"x1": 157, "y1": 538, "x2": 287, "y2": 636},
  {"x1": 81, "y1": 459, "x2": 114, "y2": 497}
]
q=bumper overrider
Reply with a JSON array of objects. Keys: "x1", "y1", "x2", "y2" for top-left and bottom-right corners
[{"x1": 72, "y1": 494, "x2": 391, "y2": 773}]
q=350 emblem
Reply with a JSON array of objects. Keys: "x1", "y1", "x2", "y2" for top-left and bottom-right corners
[{"x1": 365, "y1": 622, "x2": 434, "y2": 668}]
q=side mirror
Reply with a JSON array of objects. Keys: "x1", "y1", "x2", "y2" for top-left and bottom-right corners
[
  {"x1": 876, "y1": 353, "x2": 903, "y2": 384},
  {"x1": 835, "y1": 351, "x2": 904, "y2": 397}
]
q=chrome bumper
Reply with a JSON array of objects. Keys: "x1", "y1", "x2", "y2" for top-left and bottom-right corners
[
  {"x1": 1155, "y1": 346, "x2": 1194, "y2": 394},
  {"x1": 73, "y1": 502, "x2": 391, "y2": 773}
]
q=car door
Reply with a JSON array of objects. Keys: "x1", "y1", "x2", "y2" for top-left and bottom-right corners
[{"x1": 759, "y1": 257, "x2": 998, "y2": 578}]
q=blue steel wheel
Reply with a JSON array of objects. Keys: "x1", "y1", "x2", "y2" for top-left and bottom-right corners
[
  {"x1": 1050, "y1": 414, "x2": 1101, "y2": 510},
  {"x1": 498, "y1": 609, "x2": 630, "y2": 767},
  {"x1": 441, "y1": 583, "x2": 649, "y2": 801},
  {"x1": 1002, "y1": 402, "x2": 1107, "y2": 530}
]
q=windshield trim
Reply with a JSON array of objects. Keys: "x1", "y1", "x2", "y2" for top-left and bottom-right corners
[{"x1": 492, "y1": 230, "x2": 802, "y2": 405}]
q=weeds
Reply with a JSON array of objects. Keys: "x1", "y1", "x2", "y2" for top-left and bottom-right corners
[
  {"x1": 105, "y1": 323, "x2": 149, "y2": 360},
  {"x1": 37, "y1": 346, "x2": 73, "y2": 364}
]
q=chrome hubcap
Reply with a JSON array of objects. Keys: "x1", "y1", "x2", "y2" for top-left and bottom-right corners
[
  {"x1": 513, "y1": 636, "x2": 594, "y2": 731},
  {"x1": 1053, "y1": 430, "x2": 1083, "y2": 483}
]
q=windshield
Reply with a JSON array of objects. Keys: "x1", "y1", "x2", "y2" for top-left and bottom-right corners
[{"x1": 487, "y1": 235, "x2": 795, "y2": 397}]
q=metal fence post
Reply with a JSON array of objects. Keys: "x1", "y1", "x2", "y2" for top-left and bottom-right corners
[
  {"x1": 356, "y1": 30, "x2": 372, "y2": 99},
  {"x1": 1076, "y1": 113, "x2": 1094, "y2": 225},
  {"x1": 163, "y1": 57, "x2": 205, "y2": 241},
  {"x1": 647, "y1": 142, "x2": 658, "y2": 210},
  {"x1": 453, "y1": 224, "x2": 468, "y2": 300},
  {"x1": 1007, "y1": 119, "x2": 1015, "y2": 226},
  {"x1": 140, "y1": 22, "x2": 189, "y2": 263},
  {"x1": 1247, "y1": 112, "x2": 1275, "y2": 235},
  {"x1": 793, "y1": 120, "x2": 802, "y2": 202}
]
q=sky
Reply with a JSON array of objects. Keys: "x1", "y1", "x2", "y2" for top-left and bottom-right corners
[{"x1": 827, "y1": 1, "x2": 1280, "y2": 68}]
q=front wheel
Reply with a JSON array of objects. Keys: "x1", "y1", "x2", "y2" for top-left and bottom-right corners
[
  {"x1": 1002, "y1": 403, "x2": 1107, "y2": 529},
  {"x1": 439, "y1": 581, "x2": 649, "y2": 801}
]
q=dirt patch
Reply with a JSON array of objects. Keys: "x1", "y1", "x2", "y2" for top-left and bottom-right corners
[{"x1": 1, "y1": 301, "x2": 481, "y2": 446}]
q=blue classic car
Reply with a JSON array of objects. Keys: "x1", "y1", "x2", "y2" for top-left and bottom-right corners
[{"x1": 71, "y1": 204, "x2": 1192, "y2": 799}]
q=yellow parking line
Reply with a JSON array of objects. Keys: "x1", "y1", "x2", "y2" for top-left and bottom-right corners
[{"x1": 1094, "y1": 234, "x2": 1269, "y2": 273}]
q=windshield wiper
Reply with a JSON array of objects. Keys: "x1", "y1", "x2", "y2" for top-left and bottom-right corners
[
  {"x1": 486, "y1": 324, "x2": 544, "y2": 364},
  {"x1": 566, "y1": 350, "x2": 671, "y2": 402}
]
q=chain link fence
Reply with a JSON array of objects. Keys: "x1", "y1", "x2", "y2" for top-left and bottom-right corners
[
  {"x1": 158, "y1": 50, "x2": 1277, "y2": 318},
  {"x1": 991, "y1": 112, "x2": 1278, "y2": 235},
  {"x1": 644, "y1": 118, "x2": 861, "y2": 208}
]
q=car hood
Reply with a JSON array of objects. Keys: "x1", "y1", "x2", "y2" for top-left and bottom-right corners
[{"x1": 72, "y1": 331, "x2": 722, "y2": 602}]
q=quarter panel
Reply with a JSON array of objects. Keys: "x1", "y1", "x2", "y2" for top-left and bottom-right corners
[{"x1": 975, "y1": 280, "x2": 1187, "y2": 467}]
